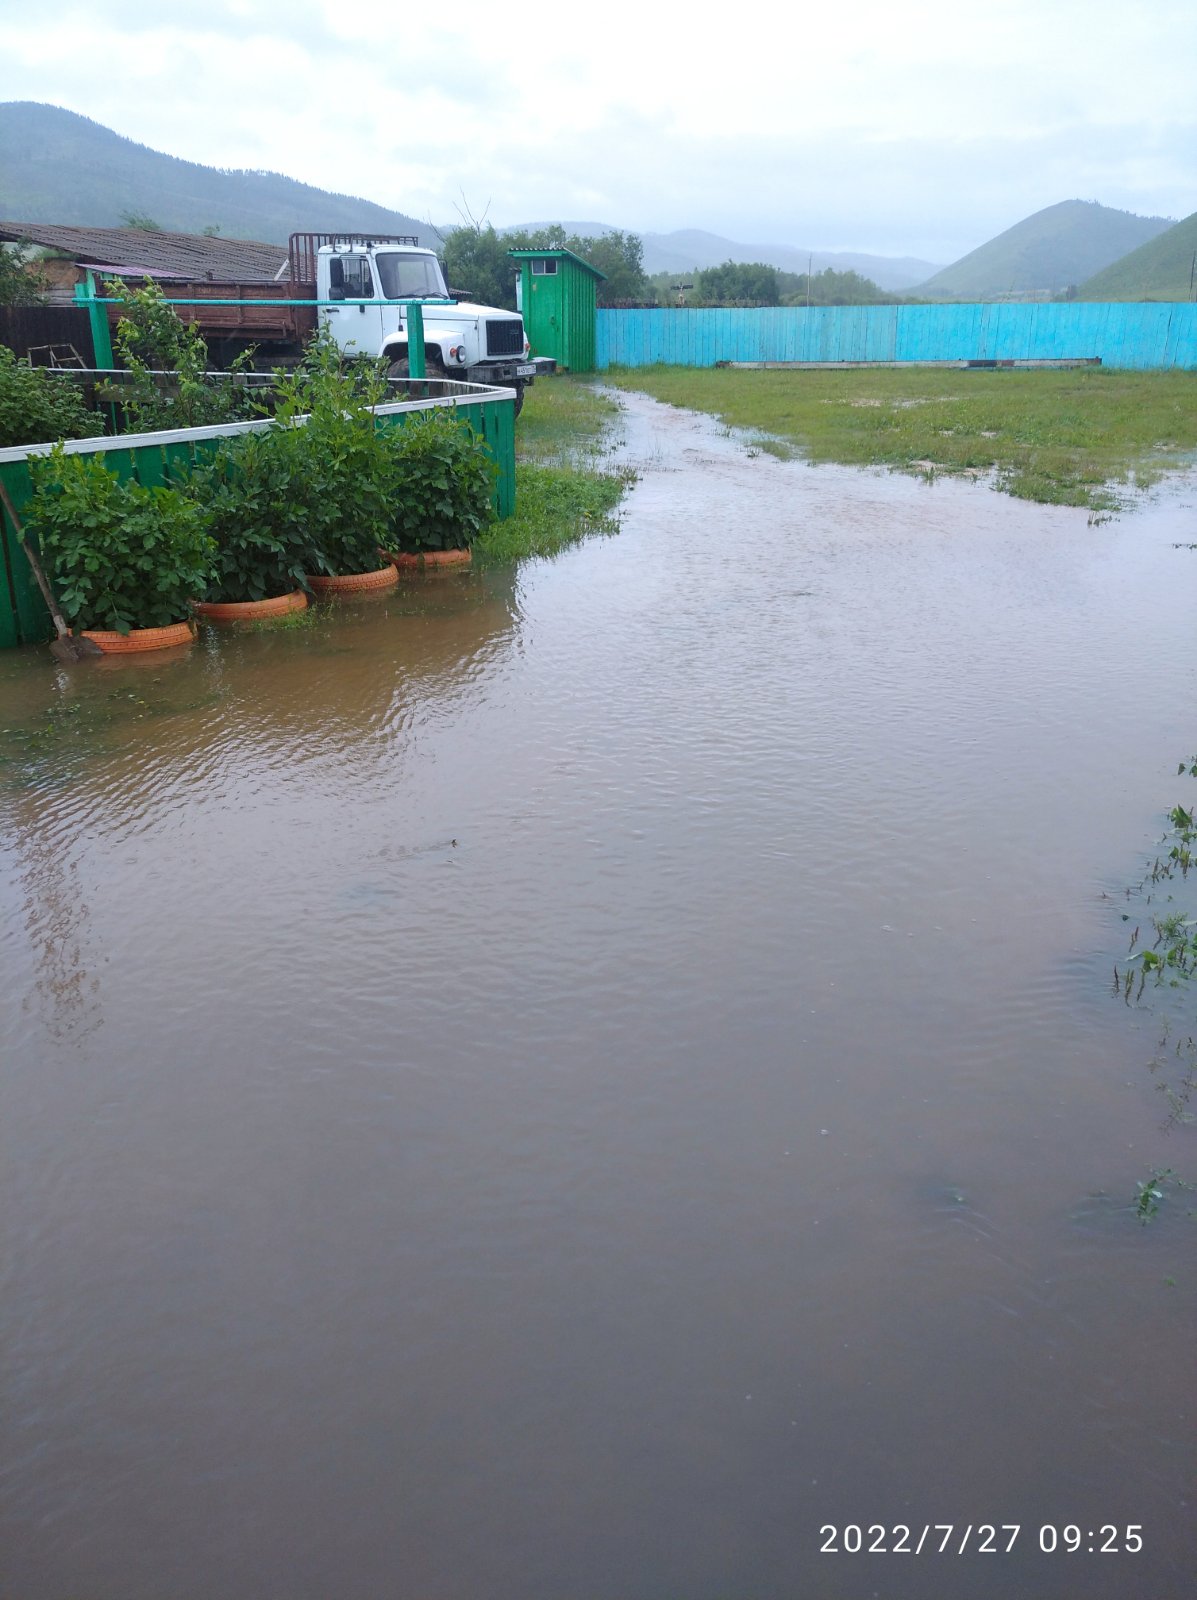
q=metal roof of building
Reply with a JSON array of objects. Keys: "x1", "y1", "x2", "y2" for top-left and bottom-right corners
[
  {"x1": 0, "y1": 222, "x2": 290, "y2": 282},
  {"x1": 507, "y1": 247, "x2": 607, "y2": 280}
]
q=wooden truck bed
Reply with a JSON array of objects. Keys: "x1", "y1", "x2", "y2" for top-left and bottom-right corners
[{"x1": 105, "y1": 280, "x2": 318, "y2": 345}]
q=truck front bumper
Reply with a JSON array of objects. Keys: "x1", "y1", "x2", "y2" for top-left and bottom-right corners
[{"x1": 478, "y1": 361, "x2": 538, "y2": 383}]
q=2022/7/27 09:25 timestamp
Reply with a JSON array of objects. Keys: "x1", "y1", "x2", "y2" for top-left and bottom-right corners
[{"x1": 819, "y1": 1525, "x2": 1144, "y2": 1555}]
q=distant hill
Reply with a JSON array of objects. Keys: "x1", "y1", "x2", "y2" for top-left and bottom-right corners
[
  {"x1": 0, "y1": 102, "x2": 442, "y2": 248},
  {"x1": 1077, "y1": 210, "x2": 1197, "y2": 301},
  {"x1": 500, "y1": 221, "x2": 941, "y2": 292},
  {"x1": 642, "y1": 230, "x2": 942, "y2": 291},
  {"x1": 916, "y1": 200, "x2": 1174, "y2": 299}
]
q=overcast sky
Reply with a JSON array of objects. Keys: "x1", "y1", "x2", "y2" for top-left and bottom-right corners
[{"x1": 4, "y1": 0, "x2": 1194, "y2": 263}]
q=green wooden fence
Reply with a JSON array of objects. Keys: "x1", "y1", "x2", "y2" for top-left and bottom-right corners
[{"x1": 0, "y1": 384, "x2": 515, "y2": 650}]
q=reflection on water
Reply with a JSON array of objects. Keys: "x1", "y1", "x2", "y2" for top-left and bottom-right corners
[{"x1": 1, "y1": 393, "x2": 1195, "y2": 1599}]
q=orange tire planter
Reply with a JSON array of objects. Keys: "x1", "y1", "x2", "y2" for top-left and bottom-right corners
[
  {"x1": 387, "y1": 549, "x2": 472, "y2": 572},
  {"x1": 80, "y1": 620, "x2": 196, "y2": 654},
  {"x1": 194, "y1": 590, "x2": 308, "y2": 621},
  {"x1": 305, "y1": 566, "x2": 399, "y2": 594}
]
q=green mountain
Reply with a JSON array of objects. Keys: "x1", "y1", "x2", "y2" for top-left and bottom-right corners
[
  {"x1": 1076, "y1": 210, "x2": 1197, "y2": 301},
  {"x1": 915, "y1": 200, "x2": 1174, "y2": 299},
  {"x1": 0, "y1": 101, "x2": 442, "y2": 248}
]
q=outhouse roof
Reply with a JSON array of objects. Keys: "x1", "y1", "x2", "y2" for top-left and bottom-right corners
[{"x1": 507, "y1": 247, "x2": 606, "y2": 281}]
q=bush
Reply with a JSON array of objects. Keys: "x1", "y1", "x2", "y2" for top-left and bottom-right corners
[
  {"x1": 103, "y1": 278, "x2": 258, "y2": 432},
  {"x1": 188, "y1": 429, "x2": 310, "y2": 603},
  {"x1": 383, "y1": 410, "x2": 496, "y2": 553},
  {"x1": 24, "y1": 446, "x2": 214, "y2": 633},
  {"x1": 0, "y1": 241, "x2": 48, "y2": 306},
  {"x1": 271, "y1": 335, "x2": 393, "y2": 576},
  {"x1": 0, "y1": 345, "x2": 100, "y2": 448},
  {"x1": 191, "y1": 347, "x2": 497, "y2": 586}
]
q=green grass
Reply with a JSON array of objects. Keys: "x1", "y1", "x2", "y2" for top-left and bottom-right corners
[
  {"x1": 512, "y1": 374, "x2": 622, "y2": 468},
  {"x1": 475, "y1": 376, "x2": 634, "y2": 562},
  {"x1": 605, "y1": 366, "x2": 1197, "y2": 512}
]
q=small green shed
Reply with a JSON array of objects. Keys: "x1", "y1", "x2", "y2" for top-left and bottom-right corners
[{"x1": 509, "y1": 248, "x2": 604, "y2": 373}]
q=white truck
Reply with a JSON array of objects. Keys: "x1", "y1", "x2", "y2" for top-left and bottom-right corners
[{"x1": 171, "y1": 232, "x2": 541, "y2": 413}]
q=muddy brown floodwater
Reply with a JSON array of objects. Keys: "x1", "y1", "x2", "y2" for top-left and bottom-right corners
[{"x1": 1, "y1": 388, "x2": 1195, "y2": 1599}]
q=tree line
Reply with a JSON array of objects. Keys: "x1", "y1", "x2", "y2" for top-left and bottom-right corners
[
  {"x1": 650, "y1": 262, "x2": 902, "y2": 307},
  {"x1": 441, "y1": 225, "x2": 650, "y2": 309},
  {"x1": 440, "y1": 233, "x2": 901, "y2": 309}
]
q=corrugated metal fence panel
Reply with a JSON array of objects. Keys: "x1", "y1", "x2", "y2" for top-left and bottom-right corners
[
  {"x1": 0, "y1": 459, "x2": 48, "y2": 648},
  {"x1": 597, "y1": 303, "x2": 1197, "y2": 369},
  {"x1": 0, "y1": 391, "x2": 517, "y2": 648}
]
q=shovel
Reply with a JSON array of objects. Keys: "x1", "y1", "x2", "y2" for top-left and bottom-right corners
[{"x1": 0, "y1": 477, "x2": 102, "y2": 662}]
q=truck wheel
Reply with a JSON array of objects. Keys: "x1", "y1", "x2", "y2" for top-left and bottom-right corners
[{"x1": 387, "y1": 355, "x2": 446, "y2": 383}]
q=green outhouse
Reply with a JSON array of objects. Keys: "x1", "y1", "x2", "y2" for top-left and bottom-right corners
[{"x1": 509, "y1": 248, "x2": 604, "y2": 373}]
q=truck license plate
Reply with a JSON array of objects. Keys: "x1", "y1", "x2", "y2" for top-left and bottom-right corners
[{"x1": 515, "y1": 363, "x2": 536, "y2": 377}]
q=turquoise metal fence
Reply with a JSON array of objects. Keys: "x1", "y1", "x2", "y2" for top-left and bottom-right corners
[{"x1": 597, "y1": 303, "x2": 1197, "y2": 370}]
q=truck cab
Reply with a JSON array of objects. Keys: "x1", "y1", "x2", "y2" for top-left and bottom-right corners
[{"x1": 299, "y1": 233, "x2": 537, "y2": 408}]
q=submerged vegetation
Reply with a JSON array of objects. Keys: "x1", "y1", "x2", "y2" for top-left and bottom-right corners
[
  {"x1": 606, "y1": 366, "x2": 1197, "y2": 512},
  {"x1": 475, "y1": 377, "x2": 633, "y2": 563},
  {"x1": 1114, "y1": 756, "x2": 1197, "y2": 1224}
]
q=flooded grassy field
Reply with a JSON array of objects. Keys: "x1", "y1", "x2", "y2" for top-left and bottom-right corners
[
  {"x1": 1, "y1": 388, "x2": 1195, "y2": 1598},
  {"x1": 607, "y1": 364, "x2": 1197, "y2": 511}
]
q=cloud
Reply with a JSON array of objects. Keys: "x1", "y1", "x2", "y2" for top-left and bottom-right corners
[{"x1": 1, "y1": 0, "x2": 1193, "y2": 261}]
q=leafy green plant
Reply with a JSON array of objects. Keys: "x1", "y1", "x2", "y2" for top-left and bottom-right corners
[
  {"x1": 24, "y1": 445, "x2": 213, "y2": 633},
  {"x1": 270, "y1": 334, "x2": 393, "y2": 576},
  {"x1": 103, "y1": 278, "x2": 258, "y2": 432},
  {"x1": 1134, "y1": 1169, "x2": 1194, "y2": 1224},
  {"x1": 0, "y1": 240, "x2": 48, "y2": 306},
  {"x1": 0, "y1": 345, "x2": 100, "y2": 448},
  {"x1": 383, "y1": 410, "x2": 497, "y2": 554},
  {"x1": 189, "y1": 332, "x2": 500, "y2": 587},
  {"x1": 1135, "y1": 1170, "x2": 1171, "y2": 1223},
  {"x1": 187, "y1": 429, "x2": 310, "y2": 603}
]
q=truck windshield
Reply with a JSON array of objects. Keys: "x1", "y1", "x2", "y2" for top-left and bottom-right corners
[{"x1": 374, "y1": 253, "x2": 448, "y2": 300}]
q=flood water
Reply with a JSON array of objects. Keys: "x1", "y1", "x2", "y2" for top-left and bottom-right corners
[{"x1": 1, "y1": 388, "x2": 1195, "y2": 1598}]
